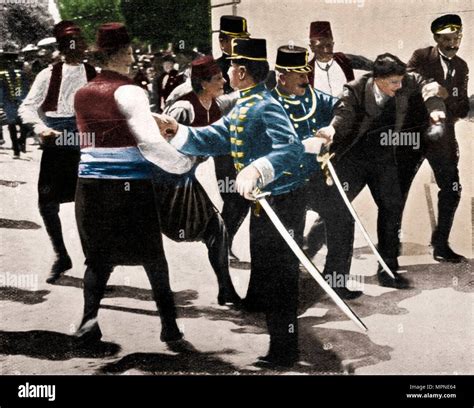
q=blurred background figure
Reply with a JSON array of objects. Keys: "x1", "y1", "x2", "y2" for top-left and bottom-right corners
[
  {"x1": 152, "y1": 53, "x2": 184, "y2": 112},
  {"x1": 0, "y1": 46, "x2": 31, "y2": 159}
]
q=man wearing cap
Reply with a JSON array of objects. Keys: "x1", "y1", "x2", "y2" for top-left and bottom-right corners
[
  {"x1": 316, "y1": 53, "x2": 446, "y2": 289},
  {"x1": 397, "y1": 14, "x2": 469, "y2": 263},
  {"x1": 262, "y1": 45, "x2": 362, "y2": 300},
  {"x1": 0, "y1": 48, "x2": 30, "y2": 158},
  {"x1": 19, "y1": 21, "x2": 96, "y2": 283},
  {"x1": 213, "y1": 16, "x2": 253, "y2": 261},
  {"x1": 161, "y1": 38, "x2": 325, "y2": 367}
]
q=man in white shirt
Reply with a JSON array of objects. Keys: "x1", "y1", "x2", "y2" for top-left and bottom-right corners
[
  {"x1": 19, "y1": 21, "x2": 96, "y2": 283},
  {"x1": 307, "y1": 21, "x2": 372, "y2": 97}
]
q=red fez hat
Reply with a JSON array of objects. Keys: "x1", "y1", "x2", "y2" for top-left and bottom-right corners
[
  {"x1": 96, "y1": 22, "x2": 131, "y2": 51},
  {"x1": 191, "y1": 55, "x2": 221, "y2": 80},
  {"x1": 309, "y1": 21, "x2": 333, "y2": 39},
  {"x1": 53, "y1": 21, "x2": 81, "y2": 41}
]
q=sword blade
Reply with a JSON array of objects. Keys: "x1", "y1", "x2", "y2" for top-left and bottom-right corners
[
  {"x1": 326, "y1": 160, "x2": 396, "y2": 279},
  {"x1": 257, "y1": 196, "x2": 368, "y2": 332}
]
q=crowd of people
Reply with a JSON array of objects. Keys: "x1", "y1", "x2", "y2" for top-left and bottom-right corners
[{"x1": 2, "y1": 11, "x2": 469, "y2": 369}]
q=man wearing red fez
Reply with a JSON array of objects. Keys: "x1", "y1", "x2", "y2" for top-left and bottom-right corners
[
  {"x1": 308, "y1": 21, "x2": 372, "y2": 97},
  {"x1": 156, "y1": 54, "x2": 241, "y2": 306},
  {"x1": 19, "y1": 21, "x2": 96, "y2": 284},
  {"x1": 305, "y1": 20, "x2": 373, "y2": 257},
  {"x1": 397, "y1": 14, "x2": 469, "y2": 263},
  {"x1": 73, "y1": 22, "x2": 196, "y2": 345}
]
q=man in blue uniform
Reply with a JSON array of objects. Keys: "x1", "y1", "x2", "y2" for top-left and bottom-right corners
[
  {"x1": 265, "y1": 45, "x2": 362, "y2": 300},
  {"x1": 215, "y1": 15, "x2": 252, "y2": 260},
  {"x1": 165, "y1": 38, "x2": 326, "y2": 367}
]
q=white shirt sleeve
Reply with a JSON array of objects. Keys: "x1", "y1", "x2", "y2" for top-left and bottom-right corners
[
  {"x1": 18, "y1": 66, "x2": 52, "y2": 135},
  {"x1": 114, "y1": 84, "x2": 195, "y2": 174}
]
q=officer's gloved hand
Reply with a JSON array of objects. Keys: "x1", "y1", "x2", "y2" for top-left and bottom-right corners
[
  {"x1": 303, "y1": 137, "x2": 329, "y2": 155},
  {"x1": 236, "y1": 165, "x2": 261, "y2": 200}
]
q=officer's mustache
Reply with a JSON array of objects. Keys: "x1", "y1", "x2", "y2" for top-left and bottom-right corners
[
  {"x1": 298, "y1": 83, "x2": 309, "y2": 89},
  {"x1": 446, "y1": 47, "x2": 459, "y2": 51}
]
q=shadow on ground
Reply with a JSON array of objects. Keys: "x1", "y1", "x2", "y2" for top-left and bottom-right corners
[
  {"x1": 99, "y1": 346, "x2": 245, "y2": 375},
  {"x1": 353, "y1": 242, "x2": 431, "y2": 259},
  {"x1": 0, "y1": 330, "x2": 120, "y2": 360},
  {"x1": 0, "y1": 287, "x2": 49, "y2": 304},
  {"x1": 0, "y1": 218, "x2": 41, "y2": 229}
]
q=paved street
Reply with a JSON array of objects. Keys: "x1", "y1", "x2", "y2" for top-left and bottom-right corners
[{"x1": 0, "y1": 121, "x2": 472, "y2": 375}]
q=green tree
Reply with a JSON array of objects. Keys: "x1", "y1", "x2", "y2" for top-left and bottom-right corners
[
  {"x1": 58, "y1": 0, "x2": 124, "y2": 44},
  {"x1": 121, "y1": 0, "x2": 211, "y2": 53},
  {"x1": 1, "y1": 2, "x2": 54, "y2": 48}
]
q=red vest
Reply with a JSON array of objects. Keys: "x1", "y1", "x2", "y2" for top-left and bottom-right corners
[
  {"x1": 40, "y1": 62, "x2": 96, "y2": 112},
  {"x1": 74, "y1": 70, "x2": 137, "y2": 148},
  {"x1": 178, "y1": 91, "x2": 222, "y2": 127}
]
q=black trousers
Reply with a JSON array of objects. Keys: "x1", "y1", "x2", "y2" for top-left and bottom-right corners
[
  {"x1": 214, "y1": 155, "x2": 251, "y2": 247},
  {"x1": 79, "y1": 261, "x2": 180, "y2": 339},
  {"x1": 335, "y1": 154, "x2": 404, "y2": 269},
  {"x1": 397, "y1": 125, "x2": 461, "y2": 246},
  {"x1": 246, "y1": 188, "x2": 307, "y2": 358},
  {"x1": 8, "y1": 119, "x2": 28, "y2": 156},
  {"x1": 201, "y1": 212, "x2": 238, "y2": 297},
  {"x1": 305, "y1": 172, "x2": 355, "y2": 280}
]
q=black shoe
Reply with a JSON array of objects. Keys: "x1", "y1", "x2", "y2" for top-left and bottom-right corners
[
  {"x1": 46, "y1": 255, "x2": 72, "y2": 283},
  {"x1": 20, "y1": 144, "x2": 26, "y2": 153},
  {"x1": 333, "y1": 286, "x2": 363, "y2": 300},
  {"x1": 254, "y1": 353, "x2": 298, "y2": 369},
  {"x1": 433, "y1": 245, "x2": 467, "y2": 263},
  {"x1": 217, "y1": 290, "x2": 242, "y2": 306},
  {"x1": 160, "y1": 326, "x2": 184, "y2": 343},
  {"x1": 166, "y1": 338, "x2": 196, "y2": 353},
  {"x1": 377, "y1": 268, "x2": 411, "y2": 289},
  {"x1": 74, "y1": 320, "x2": 102, "y2": 346}
]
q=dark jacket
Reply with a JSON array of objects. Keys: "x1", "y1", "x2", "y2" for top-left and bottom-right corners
[
  {"x1": 330, "y1": 72, "x2": 446, "y2": 160},
  {"x1": 407, "y1": 46, "x2": 469, "y2": 121}
]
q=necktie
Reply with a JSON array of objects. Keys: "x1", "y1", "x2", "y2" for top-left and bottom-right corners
[{"x1": 441, "y1": 55, "x2": 454, "y2": 84}]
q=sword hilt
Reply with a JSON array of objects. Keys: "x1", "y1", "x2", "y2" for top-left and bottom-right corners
[{"x1": 316, "y1": 150, "x2": 335, "y2": 186}]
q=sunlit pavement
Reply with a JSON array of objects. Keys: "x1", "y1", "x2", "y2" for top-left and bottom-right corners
[{"x1": 0, "y1": 121, "x2": 472, "y2": 375}]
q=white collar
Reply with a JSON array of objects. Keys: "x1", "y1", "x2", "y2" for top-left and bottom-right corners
[
  {"x1": 438, "y1": 48, "x2": 453, "y2": 60},
  {"x1": 373, "y1": 81, "x2": 390, "y2": 106}
]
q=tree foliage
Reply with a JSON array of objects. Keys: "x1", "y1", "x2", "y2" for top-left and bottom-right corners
[
  {"x1": 121, "y1": 0, "x2": 211, "y2": 53},
  {"x1": 1, "y1": 1, "x2": 54, "y2": 48},
  {"x1": 58, "y1": 0, "x2": 124, "y2": 44}
]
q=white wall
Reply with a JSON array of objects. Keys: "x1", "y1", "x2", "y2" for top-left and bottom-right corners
[{"x1": 211, "y1": 0, "x2": 473, "y2": 93}]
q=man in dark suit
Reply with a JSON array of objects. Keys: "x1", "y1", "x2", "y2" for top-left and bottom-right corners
[
  {"x1": 398, "y1": 14, "x2": 469, "y2": 263},
  {"x1": 317, "y1": 53, "x2": 446, "y2": 288}
]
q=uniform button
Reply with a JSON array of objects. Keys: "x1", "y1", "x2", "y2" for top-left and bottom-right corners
[
  {"x1": 312, "y1": 118, "x2": 316, "y2": 122},
  {"x1": 305, "y1": 98, "x2": 309, "y2": 102},
  {"x1": 294, "y1": 123, "x2": 299, "y2": 128},
  {"x1": 284, "y1": 104, "x2": 289, "y2": 109}
]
